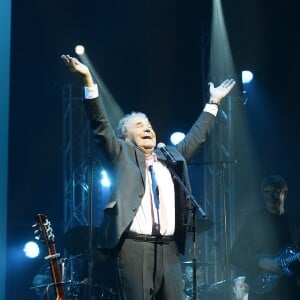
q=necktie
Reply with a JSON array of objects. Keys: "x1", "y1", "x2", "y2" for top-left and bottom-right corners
[{"x1": 149, "y1": 165, "x2": 160, "y2": 231}]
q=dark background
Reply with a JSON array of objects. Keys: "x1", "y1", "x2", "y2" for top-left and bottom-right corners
[{"x1": 7, "y1": 0, "x2": 300, "y2": 299}]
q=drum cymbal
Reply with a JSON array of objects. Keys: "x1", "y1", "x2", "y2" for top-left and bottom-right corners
[
  {"x1": 186, "y1": 218, "x2": 214, "y2": 233},
  {"x1": 181, "y1": 260, "x2": 214, "y2": 266},
  {"x1": 207, "y1": 279, "x2": 232, "y2": 294},
  {"x1": 63, "y1": 226, "x2": 109, "y2": 262}
]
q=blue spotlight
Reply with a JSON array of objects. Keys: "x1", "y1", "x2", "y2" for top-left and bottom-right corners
[
  {"x1": 100, "y1": 170, "x2": 111, "y2": 188},
  {"x1": 241, "y1": 70, "x2": 253, "y2": 84},
  {"x1": 170, "y1": 132, "x2": 185, "y2": 145},
  {"x1": 23, "y1": 241, "x2": 40, "y2": 258}
]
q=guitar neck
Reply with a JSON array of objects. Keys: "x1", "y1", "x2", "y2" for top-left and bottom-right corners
[
  {"x1": 34, "y1": 214, "x2": 66, "y2": 300},
  {"x1": 285, "y1": 252, "x2": 300, "y2": 265},
  {"x1": 46, "y1": 243, "x2": 66, "y2": 300}
]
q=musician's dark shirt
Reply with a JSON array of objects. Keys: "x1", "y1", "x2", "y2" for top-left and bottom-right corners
[{"x1": 229, "y1": 209, "x2": 300, "y2": 299}]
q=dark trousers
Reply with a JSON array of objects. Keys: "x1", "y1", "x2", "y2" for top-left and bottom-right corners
[{"x1": 117, "y1": 237, "x2": 183, "y2": 300}]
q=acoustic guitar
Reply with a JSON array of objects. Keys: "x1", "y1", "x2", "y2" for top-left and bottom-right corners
[{"x1": 33, "y1": 213, "x2": 66, "y2": 300}]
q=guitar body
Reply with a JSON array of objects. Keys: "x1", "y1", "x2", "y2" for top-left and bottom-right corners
[
  {"x1": 248, "y1": 245, "x2": 300, "y2": 295},
  {"x1": 249, "y1": 272, "x2": 280, "y2": 295},
  {"x1": 34, "y1": 214, "x2": 66, "y2": 300}
]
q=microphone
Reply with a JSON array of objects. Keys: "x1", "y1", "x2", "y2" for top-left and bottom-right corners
[{"x1": 157, "y1": 143, "x2": 177, "y2": 165}]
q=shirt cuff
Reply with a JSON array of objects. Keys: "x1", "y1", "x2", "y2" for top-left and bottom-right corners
[
  {"x1": 203, "y1": 103, "x2": 218, "y2": 116},
  {"x1": 84, "y1": 84, "x2": 99, "y2": 99}
]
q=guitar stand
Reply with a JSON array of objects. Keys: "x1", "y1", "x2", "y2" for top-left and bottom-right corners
[{"x1": 43, "y1": 281, "x2": 72, "y2": 300}]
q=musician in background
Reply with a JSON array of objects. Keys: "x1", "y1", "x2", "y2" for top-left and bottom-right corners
[
  {"x1": 229, "y1": 175, "x2": 300, "y2": 299},
  {"x1": 232, "y1": 276, "x2": 249, "y2": 300}
]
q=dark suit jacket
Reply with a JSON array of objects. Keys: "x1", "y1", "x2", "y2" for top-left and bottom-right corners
[{"x1": 84, "y1": 97, "x2": 216, "y2": 254}]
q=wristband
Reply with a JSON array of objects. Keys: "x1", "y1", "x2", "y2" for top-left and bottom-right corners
[{"x1": 208, "y1": 101, "x2": 219, "y2": 106}]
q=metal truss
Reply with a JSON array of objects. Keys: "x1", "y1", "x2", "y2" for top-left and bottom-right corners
[
  {"x1": 62, "y1": 83, "x2": 90, "y2": 234},
  {"x1": 201, "y1": 96, "x2": 237, "y2": 293}
]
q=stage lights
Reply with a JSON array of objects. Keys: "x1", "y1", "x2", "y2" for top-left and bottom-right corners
[
  {"x1": 100, "y1": 169, "x2": 111, "y2": 188},
  {"x1": 241, "y1": 70, "x2": 253, "y2": 84},
  {"x1": 75, "y1": 45, "x2": 85, "y2": 56},
  {"x1": 170, "y1": 132, "x2": 185, "y2": 145},
  {"x1": 23, "y1": 241, "x2": 40, "y2": 258}
]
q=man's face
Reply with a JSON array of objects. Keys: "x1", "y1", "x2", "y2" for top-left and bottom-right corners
[
  {"x1": 185, "y1": 266, "x2": 193, "y2": 282},
  {"x1": 263, "y1": 184, "x2": 287, "y2": 215},
  {"x1": 233, "y1": 280, "x2": 248, "y2": 300},
  {"x1": 125, "y1": 116, "x2": 156, "y2": 156}
]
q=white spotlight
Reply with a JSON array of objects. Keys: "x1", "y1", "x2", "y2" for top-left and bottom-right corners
[
  {"x1": 170, "y1": 132, "x2": 185, "y2": 145},
  {"x1": 23, "y1": 241, "x2": 40, "y2": 258},
  {"x1": 100, "y1": 170, "x2": 111, "y2": 188},
  {"x1": 241, "y1": 70, "x2": 253, "y2": 84},
  {"x1": 75, "y1": 45, "x2": 85, "y2": 56}
]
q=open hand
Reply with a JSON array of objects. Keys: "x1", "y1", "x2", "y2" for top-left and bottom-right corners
[
  {"x1": 208, "y1": 79, "x2": 236, "y2": 105},
  {"x1": 61, "y1": 54, "x2": 90, "y2": 75},
  {"x1": 61, "y1": 54, "x2": 94, "y2": 87}
]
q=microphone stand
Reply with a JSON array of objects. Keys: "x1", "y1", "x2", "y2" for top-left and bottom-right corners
[{"x1": 166, "y1": 164, "x2": 206, "y2": 300}]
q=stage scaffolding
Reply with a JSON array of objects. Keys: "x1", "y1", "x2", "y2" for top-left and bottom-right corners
[
  {"x1": 200, "y1": 95, "x2": 237, "y2": 294},
  {"x1": 62, "y1": 83, "x2": 90, "y2": 233}
]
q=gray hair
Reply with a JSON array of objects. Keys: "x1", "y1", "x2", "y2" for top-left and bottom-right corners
[{"x1": 117, "y1": 112, "x2": 149, "y2": 139}]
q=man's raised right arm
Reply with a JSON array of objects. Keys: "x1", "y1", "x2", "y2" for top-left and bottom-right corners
[{"x1": 61, "y1": 54, "x2": 94, "y2": 88}]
